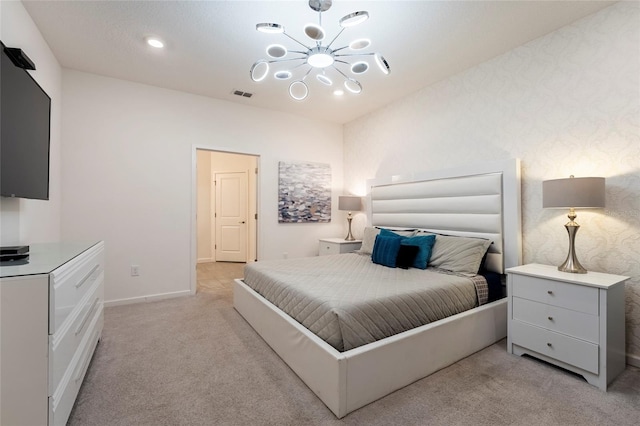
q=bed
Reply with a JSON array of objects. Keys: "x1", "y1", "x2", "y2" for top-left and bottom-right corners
[{"x1": 233, "y1": 159, "x2": 522, "y2": 418}]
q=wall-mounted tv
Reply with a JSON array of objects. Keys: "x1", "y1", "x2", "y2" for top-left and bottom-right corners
[{"x1": 1, "y1": 42, "x2": 51, "y2": 200}]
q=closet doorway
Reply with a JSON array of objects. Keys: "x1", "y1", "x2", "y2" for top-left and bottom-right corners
[{"x1": 195, "y1": 149, "x2": 258, "y2": 293}]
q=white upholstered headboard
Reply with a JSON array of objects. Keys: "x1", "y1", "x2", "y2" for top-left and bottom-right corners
[{"x1": 366, "y1": 159, "x2": 522, "y2": 274}]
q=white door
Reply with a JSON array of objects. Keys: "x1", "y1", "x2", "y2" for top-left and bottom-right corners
[{"x1": 215, "y1": 172, "x2": 248, "y2": 262}]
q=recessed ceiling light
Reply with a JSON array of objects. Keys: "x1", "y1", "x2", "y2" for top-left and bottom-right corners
[
  {"x1": 333, "y1": 89, "x2": 344, "y2": 96},
  {"x1": 146, "y1": 37, "x2": 164, "y2": 49}
]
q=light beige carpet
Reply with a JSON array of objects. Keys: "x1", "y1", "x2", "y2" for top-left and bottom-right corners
[{"x1": 69, "y1": 281, "x2": 640, "y2": 425}]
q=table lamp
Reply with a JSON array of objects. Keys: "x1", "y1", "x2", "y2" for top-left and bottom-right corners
[
  {"x1": 338, "y1": 195, "x2": 362, "y2": 241},
  {"x1": 542, "y1": 175, "x2": 605, "y2": 273}
]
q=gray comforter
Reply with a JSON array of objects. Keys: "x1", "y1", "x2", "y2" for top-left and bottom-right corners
[{"x1": 243, "y1": 253, "x2": 487, "y2": 352}]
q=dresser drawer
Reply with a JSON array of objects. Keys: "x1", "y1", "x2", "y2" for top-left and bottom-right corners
[
  {"x1": 50, "y1": 243, "x2": 104, "y2": 334},
  {"x1": 511, "y1": 274, "x2": 598, "y2": 315},
  {"x1": 511, "y1": 320, "x2": 599, "y2": 374},
  {"x1": 49, "y1": 276, "x2": 103, "y2": 395},
  {"x1": 512, "y1": 297, "x2": 599, "y2": 343},
  {"x1": 49, "y1": 304, "x2": 103, "y2": 426},
  {"x1": 319, "y1": 241, "x2": 341, "y2": 255}
]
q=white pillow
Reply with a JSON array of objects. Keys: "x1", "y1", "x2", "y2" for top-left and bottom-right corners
[
  {"x1": 357, "y1": 227, "x2": 380, "y2": 255},
  {"x1": 428, "y1": 234, "x2": 491, "y2": 276}
]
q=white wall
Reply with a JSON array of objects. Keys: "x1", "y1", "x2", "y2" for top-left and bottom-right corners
[
  {"x1": 61, "y1": 70, "x2": 343, "y2": 304},
  {"x1": 0, "y1": 0, "x2": 61, "y2": 245},
  {"x1": 344, "y1": 2, "x2": 640, "y2": 362}
]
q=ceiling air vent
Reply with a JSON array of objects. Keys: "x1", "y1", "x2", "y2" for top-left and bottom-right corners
[{"x1": 232, "y1": 89, "x2": 253, "y2": 98}]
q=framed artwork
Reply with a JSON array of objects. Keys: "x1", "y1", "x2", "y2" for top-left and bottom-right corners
[{"x1": 278, "y1": 161, "x2": 331, "y2": 223}]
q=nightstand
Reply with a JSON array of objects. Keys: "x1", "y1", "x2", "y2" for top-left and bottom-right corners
[
  {"x1": 318, "y1": 238, "x2": 362, "y2": 256},
  {"x1": 506, "y1": 263, "x2": 628, "y2": 390}
]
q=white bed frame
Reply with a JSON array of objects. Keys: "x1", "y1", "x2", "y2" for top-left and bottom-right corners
[{"x1": 234, "y1": 159, "x2": 522, "y2": 418}]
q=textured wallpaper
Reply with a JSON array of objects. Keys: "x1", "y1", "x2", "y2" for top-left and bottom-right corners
[{"x1": 344, "y1": 2, "x2": 640, "y2": 362}]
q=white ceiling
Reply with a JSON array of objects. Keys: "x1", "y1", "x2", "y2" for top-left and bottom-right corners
[{"x1": 22, "y1": 0, "x2": 616, "y2": 124}]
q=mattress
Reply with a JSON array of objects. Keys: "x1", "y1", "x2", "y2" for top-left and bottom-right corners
[{"x1": 243, "y1": 253, "x2": 488, "y2": 352}]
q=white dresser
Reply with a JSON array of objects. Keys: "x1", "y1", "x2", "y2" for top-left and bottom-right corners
[
  {"x1": 506, "y1": 263, "x2": 627, "y2": 390},
  {"x1": 0, "y1": 242, "x2": 105, "y2": 426},
  {"x1": 318, "y1": 238, "x2": 362, "y2": 256}
]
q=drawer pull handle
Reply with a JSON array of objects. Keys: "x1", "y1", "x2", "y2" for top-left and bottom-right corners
[
  {"x1": 547, "y1": 290, "x2": 553, "y2": 295},
  {"x1": 75, "y1": 297, "x2": 100, "y2": 336},
  {"x1": 74, "y1": 332, "x2": 98, "y2": 383},
  {"x1": 548, "y1": 316, "x2": 553, "y2": 321},
  {"x1": 76, "y1": 264, "x2": 100, "y2": 289}
]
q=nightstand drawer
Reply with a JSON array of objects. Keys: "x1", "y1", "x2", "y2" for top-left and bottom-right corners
[
  {"x1": 512, "y1": 274, "x2": 598, "y2": 315},
  {"x1": 511, "y1": 320, "x2": 599, "y2": 374},
  {"x1": 318, "y1": 239, "x2": 362, "y2": 256},
  {"x1": 512, "y1": 297, "x2": 599, "y2": 343},
  {"x1": 319, "y1": 242, "x2": 341, "y2": 255}
]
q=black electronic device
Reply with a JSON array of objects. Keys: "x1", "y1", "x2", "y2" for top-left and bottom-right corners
[
  {"x1": 3, "y1": 46, "x2": 36, "y2": 70},
  {"x1": 1, "y1": 41, "x2": 51, "y2": 200},
  {"x1": 0, "y1": 245, "x2": 30, "y2": 262}
]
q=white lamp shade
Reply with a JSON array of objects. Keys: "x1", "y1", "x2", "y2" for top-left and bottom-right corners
[
  {"x1": 542, "y1": 177, "x2": 605, "y2": 208},
  {"x1": 338, "y1": 195, "x2": 362, "y2": 211}
]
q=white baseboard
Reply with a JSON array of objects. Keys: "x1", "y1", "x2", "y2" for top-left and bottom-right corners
[
  {"x1": 197, "y1": 257, "x2": 214, "y2": 264},
  {"x1": 104, "y1": 290, "x2": 191, "y2": 307},
  {"x1": 627, "y1": 353, "x2": 640, "y2": 368}
]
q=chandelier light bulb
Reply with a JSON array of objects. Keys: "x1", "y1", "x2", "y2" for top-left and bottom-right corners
[
  {"x1": 289, "y1": 80, "x2": 309, "y2": 101},
  {"x1": 339, "y1": 11, "x2": 369, "y2": 27},
  {"x1": 316, "y1": 74, "x2": 333, "y2": 86},
  {"x1": 304, "y1": 23, "x2": 326, "y2": 41},
  {"x1": 344, "y1": 78, "x2": 362, "y2": 94},
  {"x1": 256, "y1": 23, "x2": 284, "y2": 34},
  {"x1": 274, "y1": 70, "x2": 293, "y2": 80},
  {"x1": 374, "y1": 53, "x2": 391, "y2": 75},
  {"x1": 349, "y1": 39, "x2": 371, "y2": 50},
  {"x1": 350, "y1": 61, "x2": 369, "y2": 74},
  {"x1": 266, "y1": 44, "x2": 288, "y2": 58},
  {"x1": 250, "y1": 60, "x2": 270, "y2": 82}
]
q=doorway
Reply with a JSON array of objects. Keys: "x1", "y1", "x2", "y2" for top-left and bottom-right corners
[{"x1": 194, "y1": 149, "x2": 258, "y2": 294}]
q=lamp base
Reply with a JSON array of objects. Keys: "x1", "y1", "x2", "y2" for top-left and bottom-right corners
[
  {"x1": 558, "y1": 221, "x2": 587, "y2": 274},
  {"x1": 345, "y1": 216, "x2": 355, "y2": 241}
]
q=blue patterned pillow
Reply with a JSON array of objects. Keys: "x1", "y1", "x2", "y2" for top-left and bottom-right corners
[{"x1": 371, "y1": 235, "x2": 402, "y2": 268}]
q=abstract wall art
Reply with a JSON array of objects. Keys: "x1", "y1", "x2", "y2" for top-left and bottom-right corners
[{"x1": 278, "y1": 161, "x2": 331, "y2": 223}]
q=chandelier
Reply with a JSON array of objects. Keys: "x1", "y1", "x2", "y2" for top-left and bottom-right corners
[{"x1": 250, "y1": 0, "x2": 390, "y2": 101}]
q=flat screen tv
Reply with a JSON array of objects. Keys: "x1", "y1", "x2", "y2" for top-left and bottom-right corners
[{"x1": 1, "y1": 42, "x2": 51, "y2": 200}]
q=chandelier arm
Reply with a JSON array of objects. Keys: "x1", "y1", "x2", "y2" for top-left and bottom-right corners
[
  {"x1": 334, "y1": 60, "x2": 350, "y2": 65},
  {"x1": 332, "y1": 46, "x2": 349, "y2": 53},
  {"x1": 326, "y1": 27, "x2": 346, "y2": 49},
  {"x1": 335, "y1": 52, "x2": 375, "y2": 58},
  {"x1": 283, "y1": 32, "x2": 312, "y2": 50},
  {"x1": 268, "y1": 57, "x2": 307, "y2": 64},
  {"x1": 301, "y1": 67, "x2": 313, "y2": 81},
  {"x1": 332, "y1": 66, "x2": 350, "y2": 80},
  {"x1": 291, "y1": 62, "x2": 309, "y2": 71}
]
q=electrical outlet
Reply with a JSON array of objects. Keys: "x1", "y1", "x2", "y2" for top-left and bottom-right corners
[{"x1": 131, "y1": 265, "x2": 140, "y2": 276}]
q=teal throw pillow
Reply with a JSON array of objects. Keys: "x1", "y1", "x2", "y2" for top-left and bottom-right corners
[
  {"x1": 400, "y1": 234, "x2": 436, "y2": 269},
  {"x1": 371, "y1": 235, "x2": 402, "y2": 268}
]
